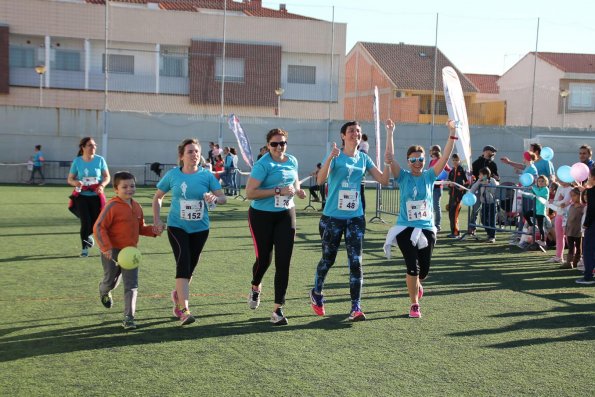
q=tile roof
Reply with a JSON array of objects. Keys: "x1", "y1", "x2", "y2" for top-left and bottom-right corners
[
  {"x1": 85, "y1": 0, "x2": 318, "y2": 20},
  {"x1": 359, "y1": 42, "x2": 477, "y2": 92},
  {"x1": 465, "y1": 73, "x2": 500, "y2": 94},
  {"x1": 535, "y1": 52, "x2": 595, "y2": 74}
]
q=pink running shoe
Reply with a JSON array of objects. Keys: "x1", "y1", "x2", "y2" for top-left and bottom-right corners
[
  {"x1": 409, "y1": 303, "x2": 421, "y2": 318},
  {"x1": 348, "y1": 307, "x2": 366, "y2": 322},
  {"x1": 171, "y1": 290, "x2": 184, "y2": 319},
  {"x1": 309, "y1": 289, "x2": 325, "y2": 316},
  {"x1": 418, "y1": 284, "x2": 424, "y2": 300},
  {"x1": 179, "y1": 308, "x2": 195, "y2": 326}
]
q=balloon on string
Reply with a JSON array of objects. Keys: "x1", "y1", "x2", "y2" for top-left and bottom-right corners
[
  {"x1": 557, "y1": 165, "x2": 574, "y2": 183},
  {"x1": 519, "y1": 173, "x2": 534, "y2": 187},
  {"x1": 541, "y1": 147, "x2": 554, "y2": 161},
  {"x1": 437, "y1": 170, "x2": 448, "y2": 180},
  {"x1": 462, "y1": 192, "x2": 477, "y2": 206},
  {"x1": 570, "y1": 162, "x2": 590, "y2": 182}
]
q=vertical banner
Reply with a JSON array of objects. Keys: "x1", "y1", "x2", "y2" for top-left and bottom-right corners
[
  {"x1": 227, "y1": 114, "x2": 254, "y2": 169},
  {"x1": 373, "y1": 86, "x2": 381, "y2": 166},
  {"x1": 442, "y1": 67, "x2": 472, "y2": 170}
]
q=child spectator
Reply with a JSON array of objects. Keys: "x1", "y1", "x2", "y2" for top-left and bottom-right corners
[
  {"x1": 446, "y1": 153, "x2": 468, "y2": 238},
  {"x1": 93, "y1": 171, "x2": 162, "y2": 329},
  {"x1": 469, "y1": 167, "x2": 499, "y2": 243},
  {"x1": 524, "y1": 175, "x2": 549, "y2": 247},
  {"x1": 576, "y1": 167, "x2": 595, "y2": 284},
  {"x1": 548, "y1": 180, "x2": 573, "y2": 264},
  {"x1": 563, "y1": 188, "x2": 585, "y2": 269}
]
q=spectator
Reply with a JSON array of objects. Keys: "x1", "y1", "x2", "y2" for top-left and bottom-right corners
[
  {"x1": 257, "y1": 146, "x2": 268, "y2": 161},
  {"x1": 358, "y1": 134, "x2": 369, "y2": 154},
  {"x1": 207, "y1": 142, "x2": 216, "y2": 165},
  {"x1": 469, "y1": 167, "x2": 499, "y2": 243},
  {"x1": 575, "y1": 167, "x2": 595, "y2": 285},
  {"x1": 308, "y1": 163, "x2": 324, "y2": 202},
  {"x1": 28, "y1": 144, "x2": 45, "y2": 185},
  {"x1": 562, "y1": 188, "x2": 584, "y2": 269},
  {"x1": 428, "y1": 144, "x2": 451, "y2": 232},
  {"x1": 579, "y1": 145, "x2": 593, "y2": 169},
  {"x1": 523, "y1": 175, "x2": 549, "y2": 247},
  {"x1": 467, "y1": 145, "x2": 499, "y2": 236},
  {"x1": 530, "y1": 143, "x2": 555, "y2": 181},
  {"x1": 501, "y1": 151, "x2": 538, "y2": 176},
  {"x1": 213, "y1": 154, "x2": 224, "y2": 179},
  {"x1": 548, "y1": 180, "x2": 573, "y2": 264},
  {"x1": 446, "y1": 153, "x2": 468, "y2": 238}
]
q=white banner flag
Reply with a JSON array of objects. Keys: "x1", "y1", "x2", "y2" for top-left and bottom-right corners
[
  {"x1": 442, "y1": 67, "x2": 472, "y2": 170},
  {"x1": 227, "y1": 114, "x2": 254, "y2": 169},
  {"x1": 373, "y1": 86, "x2": 381, "y2": 166}
]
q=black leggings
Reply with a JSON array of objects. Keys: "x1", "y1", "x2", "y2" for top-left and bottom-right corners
[
  {"x1": 395, "y1": 227, "x2": 436, "y2": 279},
  {"x1": 524, "y1": 211, "x2": 545, "y2": 241},
  {"x1": 248, "y1": 207, "x2": 296, "y2": 305},
  {"x1": 76, "y1": 195, "x2": 102, "y2": 249},
  {"x1": 167, "y1": 227, "x2": 209, "y2": 279}
]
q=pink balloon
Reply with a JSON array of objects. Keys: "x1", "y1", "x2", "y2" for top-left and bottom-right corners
[{"x1": 570, "y1": 162, "x2": 590, "y2": 182}]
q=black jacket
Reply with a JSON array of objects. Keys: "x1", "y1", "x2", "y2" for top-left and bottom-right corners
[{"x1": 471, "y1": 155, "x2": 499, "y2": 180}]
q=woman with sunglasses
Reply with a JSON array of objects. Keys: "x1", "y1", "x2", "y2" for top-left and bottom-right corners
[
  {"x1": 67, "y1": 137, "x2": 111, "y2": 257},
  {"x1": 245, "y1": 129, "x2": 306, "y2": 325},
  {"x1": 309, "y1": 121, "x2": 391, "y2": 322},
  {"x1": 383, "y1": 119, "x2": 456, "y2": 318}
]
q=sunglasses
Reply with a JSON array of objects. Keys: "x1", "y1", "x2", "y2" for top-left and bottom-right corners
[
  {"x1": 269, "y1": 141, "x2": 288, "y2": 148},
  {"x1": 407, "y1": 157, "x2": 425, "y2": 164}
]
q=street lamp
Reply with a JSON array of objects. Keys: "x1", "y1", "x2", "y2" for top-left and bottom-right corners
[
  {"x1": 275, "y1": 88, "x2": 284, "y2": 118},
  {"x1": 35, "y1": 65, "x2": 46, "y2": 107},
  {"x1": 560, "y1": 89, "x2": 569, "y2": 129}
]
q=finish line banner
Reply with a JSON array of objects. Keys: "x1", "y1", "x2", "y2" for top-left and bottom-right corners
[{"x1": 228, "y1": 114, "x2": 254, "y2": 169}]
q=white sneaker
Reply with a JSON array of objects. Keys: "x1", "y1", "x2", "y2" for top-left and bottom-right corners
[
  {"x1": 577, "y1": 259, "x2": 585, "y2": 272},
  {"x1": 546, "y1": 257, "x2": 562, "y2": 263},
  {"x1": 270, "y1": 308, "x2": 288, "y2": 326},
  {"x1": 85, "y1": 234, "x2": 95, "y2": 249},
  {"x1": 247, "y1": 288, "x2": 260, "y2": 310}
]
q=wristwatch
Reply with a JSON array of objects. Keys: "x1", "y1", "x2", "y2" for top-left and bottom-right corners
[{"x1": 274, "y1": 187, "x2": 281, "y2": 195}]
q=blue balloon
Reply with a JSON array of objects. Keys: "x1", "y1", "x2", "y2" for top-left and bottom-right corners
[
  {"x1": 541, "y1": 146, "x2": 554, "y2": 161},
  {"x1": 557, "y1": 165, "x2": 574, "y2": 183},
  {"x1": 462, "y1": 192, "x2": 477, "y2": 206},
  {"x1": 438, "y1": 170, "x2": 448, "y2": 180},
  {"x1": 519, "y1": 173, "x2": 534, "y2": 187}
]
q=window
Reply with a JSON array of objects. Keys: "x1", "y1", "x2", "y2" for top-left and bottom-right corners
[
  {"x1": 54, "y1": 50, "x2": 81, "y2": 71},
  {"x1": 569, "y1": 83, "x2": 594, "y2": 111},
  {"x1": 288, "y1": 65, "x2": 316, "y2": 84},
  {"x1": 102, "y1": 54, "x2": 134, "y2": 74},
  {"x1": 9, "y1": 46, "x2": 35, "y2": 68},
  {"x1": 160, "y1": 53, "x2": 186, "y2": 77},
  {"x1": 215, "y1": 57, "x2": 244, "y2": 82}
]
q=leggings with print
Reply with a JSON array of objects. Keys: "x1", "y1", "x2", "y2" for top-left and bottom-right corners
[{"x1": 313, "y1": 215, "x2": 366, "y2": 308}]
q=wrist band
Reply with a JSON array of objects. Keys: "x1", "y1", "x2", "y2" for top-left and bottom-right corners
[
  {"x1": 449, "y1": 136, "x2": 458, "y2": 140},
  {"x1": 384, "y1": 162, "x2": 392, "y2": 166}
]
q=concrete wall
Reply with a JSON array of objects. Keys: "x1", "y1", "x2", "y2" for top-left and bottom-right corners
[{"x1": 1, "y1": 105, "x2": 594, "y2": 185}]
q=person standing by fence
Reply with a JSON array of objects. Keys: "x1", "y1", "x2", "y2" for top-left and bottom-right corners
[
  {"x1": 428, "y1": 145, "x2": 451, "y2": 232},
  {"x1": 67, "y1": 137, "x2": 110, "y2": 258},
  {"x1": 383, "y1": 120, "x2": 456, "y2": 318},
  {"x1": 446, "y1": 153, "x2": 468, "y2": 238},
  {"x1": 576, "y1": 167, "x2": 595, "y2": 285},
  {"x1": 28, "y1": 144, "x2": 45, "y2": 185},
  {"x1": 469, "y1": 167, "x2": 500, "y2": 243},
  {"x1": 309, "y1": 120, "x2": 391, "y2": 322}
]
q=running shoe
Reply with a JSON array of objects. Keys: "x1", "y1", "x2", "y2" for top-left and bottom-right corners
[
  {"x1": 309, "y1": 288, "x2": 325, "y2": 316},
  {"x1": 418, "y1": 283, "x2": 424, "y2": 300},
  {"x1": 85, "y1": 234, "x2": 95, "y2": 249},
  {"x1": 270, "y1": 307, "x2": 288, "y2": 326},
  {"x1": 575, "y1": 278, "x2": 595, "y2": 285},
  {"x1": 247, "y1": 287, "x2": 261, "y2": 310},
  {"x1": 558, "y1": 262, "x2": 573, "y2": 269},
  {"x1": 348, "y1": 305, "x2": 366, "y2": 322},
  {"x1": 409, "y1": 303, "x2": 421, "y2": 318},
  {"x1": 80, "y1": 248, "x2": 89, "y2": 258},
  {"x1": 100, "y1": 292, "x2": 113, "y2": 309},
  {"x1": 486, "y1": 237, "x2": 496, "y2": 243},
  {"x1": 576, "y1": 259, "x2": 584, "y2": 272},
  {"x1": 171, "y1": 290, "x2": 184, "y2": 318},
  {"x1": 546, "y1": 256, "x2": 563, "y2": 263},
  {"x1": 122, "y1": 315, "x2": 137, "y2": 330},
  {"x1": 179, "y1": 308, "x2": 195, "y2": 326}
]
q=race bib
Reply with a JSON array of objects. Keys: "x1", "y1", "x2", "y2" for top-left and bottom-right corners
[
  {"x1": 180, "y1": 199, "x2": 205, "y2": 221},
  {"x1": 406, "y1": 199, "x2": 430, "y2": 221},
  {"x1": 338, "y1": 190, "x2": 359, "y2": 211},
  {"x1": 82, "y1": 176, "x2": 98, "y2": 186},
  {"x1": 274, "y1": 194, "x2": 294, "y2": 209}
]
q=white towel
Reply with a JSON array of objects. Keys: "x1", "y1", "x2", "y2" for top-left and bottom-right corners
[{"x1": 383, "y1": 225, "x2": 435, "y2": 259}]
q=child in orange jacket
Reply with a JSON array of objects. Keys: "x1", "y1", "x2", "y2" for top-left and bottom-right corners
[{"x1": 93, "y1": 171, "x2": 163, "y2": 329}]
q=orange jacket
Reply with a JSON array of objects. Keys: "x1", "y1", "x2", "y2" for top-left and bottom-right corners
[{"x1": 93, "y1": 196, "x2": 156, "y2": 252}]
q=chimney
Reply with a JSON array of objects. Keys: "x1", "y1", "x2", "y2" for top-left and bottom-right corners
[{"x1": 279, "y1": 4, "x2": 287, "y2": 12}]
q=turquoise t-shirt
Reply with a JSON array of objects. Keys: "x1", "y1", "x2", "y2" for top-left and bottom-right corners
[
  {"x1": 396, "y1": 168, "x2": 438, "y2": 230},
  {"x1": 157, "y1": 167, "x2": 222, "y2": 233},
  {"x1": 532, "y1": 185, "x2": 549, "y2": 216},
  {"x1": 523, "y1": 164, "x2": 538, "y2": 176},
  {"x1": 323, "y1": 150, "x2": 374, "y2": 219},
  {"x1": 69, "y1": 155, "x2": 109, "y2": 196},
  {"x1": 534, "y1": 159, "x2": 554, "y2": 178},
  {"x1": 249, "y1": 153, "x2": 299, "y2": 212},
  {"x1": 33, "y1": 151, "x2": 44, "y2": 167}
]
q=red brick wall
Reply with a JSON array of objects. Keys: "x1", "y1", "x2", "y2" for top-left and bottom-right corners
[
  {"x1": 0, "y1": 26, "x2": 9, "y2": 94},
  {"x1": 189, "y1": 40, "x2": 281, "y2": 106}
]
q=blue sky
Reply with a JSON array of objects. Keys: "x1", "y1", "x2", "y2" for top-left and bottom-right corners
[{"x1": 263, "y1": 0, "x2": 595, "y2": 75}]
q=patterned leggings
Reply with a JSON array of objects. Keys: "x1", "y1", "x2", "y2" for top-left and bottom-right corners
[{"x1": 313, "y1": 215, "x2": 366, "y2": 308}]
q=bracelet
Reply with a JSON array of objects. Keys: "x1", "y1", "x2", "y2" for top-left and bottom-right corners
[
  {"x1": 384, "y1": 162, "x2": 392, "y2": 166},
  {"x1": 449, "y1": 136, "x2": 458, "y2": 140}
]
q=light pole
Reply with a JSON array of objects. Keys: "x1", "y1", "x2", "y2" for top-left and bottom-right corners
[
  {"x1": 275, "y1": 88, "x2": 284, "y2": 118},
  {"x1": 560, "y1": 89, "x2": 569, "y2": 129},
  {"x1": 35, "y1": 65, "x2": 46, "y2": 107}
]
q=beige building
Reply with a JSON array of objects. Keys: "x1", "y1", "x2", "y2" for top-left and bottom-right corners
[
  {"x1": 0, "y1": 0, "x2": 345, "y2": 119},
  {"x1": 497, "y1": 52, "x2": 595, "y2": 129}
]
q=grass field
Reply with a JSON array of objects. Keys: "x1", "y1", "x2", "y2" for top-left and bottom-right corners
[{"x1": 0, "y1": 185, "x2": 593, "y2": 397}]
